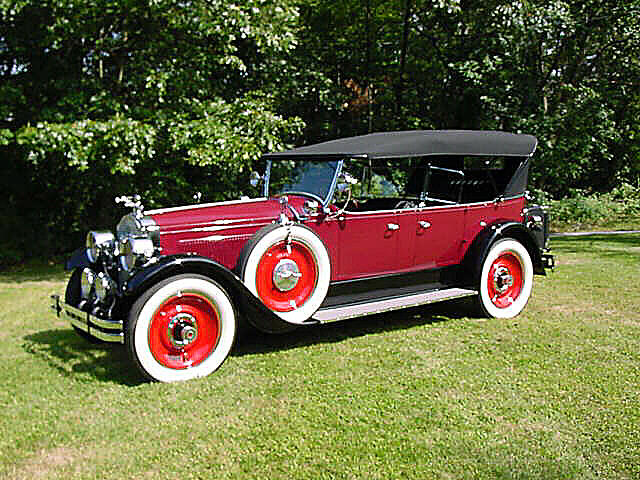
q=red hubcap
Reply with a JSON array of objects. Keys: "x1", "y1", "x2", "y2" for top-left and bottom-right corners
[
  {"x1": 149, "y1": 294, "x2": 220, "y2": 369},
  {"x1": 487, "y1": 253, "x2": 523, "y2": 308},
  {"x1": 256, "y1": 240, "x2": 317, "y2": 312}
]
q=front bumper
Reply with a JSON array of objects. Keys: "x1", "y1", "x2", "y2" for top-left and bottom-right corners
[{"x1": 51, "y1": 294, "x2": 124, "y2": 344}]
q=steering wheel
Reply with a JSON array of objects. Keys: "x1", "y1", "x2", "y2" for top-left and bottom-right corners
[{"x1": 394, "y1": 200, "x2": 417, "y2": 210}]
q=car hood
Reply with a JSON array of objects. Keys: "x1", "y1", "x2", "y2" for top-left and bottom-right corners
[{"x1": 146, "y1": 197, "x2": 282, "y2": 233}]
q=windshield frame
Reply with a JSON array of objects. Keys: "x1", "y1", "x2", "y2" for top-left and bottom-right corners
[{"x1": 263, "y1": 159, "x2": 344, "y2": 207}]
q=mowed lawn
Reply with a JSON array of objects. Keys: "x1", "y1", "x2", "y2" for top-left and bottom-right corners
[{"x1": 1, "y1": 235, "x2": 638, "y2": 479}]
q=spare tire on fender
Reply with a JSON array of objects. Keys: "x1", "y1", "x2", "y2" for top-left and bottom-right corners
[{"x1": 239, "y1": 224, "x2": 331, "y2": 324}]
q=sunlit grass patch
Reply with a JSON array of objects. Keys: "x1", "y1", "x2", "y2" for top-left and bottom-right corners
[{"x1": 1, "y1": 235, "x2": 639, "y2": 479}]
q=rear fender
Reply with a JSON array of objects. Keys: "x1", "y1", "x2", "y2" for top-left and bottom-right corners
[
  {"x1": 463, "y1": 222, "x2": 545, "y2": 283},
  {"x1": 120, "y1": 255, "x2": 298, "y2": 334}
]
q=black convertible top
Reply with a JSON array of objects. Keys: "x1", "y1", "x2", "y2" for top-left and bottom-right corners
[{"x1": 264, "y1": 130, "x2": 537, "y2": 160}]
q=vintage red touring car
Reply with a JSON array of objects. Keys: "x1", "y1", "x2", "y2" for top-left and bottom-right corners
[{"x1": 51, "y1": 130, "x2": 554, "y2": 382}]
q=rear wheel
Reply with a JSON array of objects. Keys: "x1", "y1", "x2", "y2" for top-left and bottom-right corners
[
  {"x1": 476, "y1": 238, "x2": 533, "y2": 318},
  {"x1": 126, "y1": 274, "x2": 237, "y2": 382}
]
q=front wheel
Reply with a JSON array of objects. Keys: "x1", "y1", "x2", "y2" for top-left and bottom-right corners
[
  {"x1": 126, "y1": 274, "x2": 237, "y2": 382},
  {"x1": 476, "y1": 238, "x2": 533, "y2": 318}
]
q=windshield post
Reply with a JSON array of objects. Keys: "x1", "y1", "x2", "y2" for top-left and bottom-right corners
[{"x1": 263, "y1": 160, "x2": 272, "y2": 197}]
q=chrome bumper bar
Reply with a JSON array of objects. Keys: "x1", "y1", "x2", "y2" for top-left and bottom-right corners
[{"x1": 50, "y1": 294, "x2": 124, "y2": 344}]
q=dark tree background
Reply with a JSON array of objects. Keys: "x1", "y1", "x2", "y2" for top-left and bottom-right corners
[{"x1": 1, "y1": 0, "x2": 639, "y2": 262}]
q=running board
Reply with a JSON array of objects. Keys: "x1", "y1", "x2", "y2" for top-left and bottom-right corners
[{"x1": 312, "y1": 287, "x2": 477, "y2": 323}]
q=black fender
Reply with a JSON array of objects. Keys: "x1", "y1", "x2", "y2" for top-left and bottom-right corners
[
  {"x1": 65, "y1": 247, "x2": 91, "y2": 271},
  {"x1": 462, "y1": 221, "x2": 546, "y2": 285},
  {"x1": 120, "y1": 254, "x2": 299, "y2": 334}
]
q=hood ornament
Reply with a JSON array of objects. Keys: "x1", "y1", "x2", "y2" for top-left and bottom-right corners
[{"x1": 115, "y1": 194, "x2": 145, "y2": 220}]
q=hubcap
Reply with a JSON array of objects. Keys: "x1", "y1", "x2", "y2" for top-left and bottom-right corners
[
  {"x1": 492, "y1": 266, "x2": 514, "y2": 294},
  {"x1": 256, "y1": 240, "x2": 318, "y2": 312},
  {"x1": 273, "y1": 258, "x2": 302, "y2": 292},
  {"x1": 167, "y1": 312, "x2": 198, "y2": 348}
]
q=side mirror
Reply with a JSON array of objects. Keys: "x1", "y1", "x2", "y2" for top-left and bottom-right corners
[
  {"x1": 249, "y1": 171, "x2": 263, "y2": 188},
  {"x1": 303, "y1": 199, "x2": 321, "y2": 215}
]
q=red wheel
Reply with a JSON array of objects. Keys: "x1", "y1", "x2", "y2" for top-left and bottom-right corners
[
  {"x1": 148, "y1": 293, "x2": 220, "y2": 369},
  {"x1": 127, "y1": 275, "x2": 236, "y2": 382},
  {"x1": 255, "y1": 240, "x2": 318, "y2": 312},
  {"x1": 478, "y1": 239, "x2": 533, "y2": 318},
  {"x1": 242, "y1": 225, "x2": 331, "y2": 324},
  {"x1": 486, "y1": 252, "x2": 523, "y2": 309}
]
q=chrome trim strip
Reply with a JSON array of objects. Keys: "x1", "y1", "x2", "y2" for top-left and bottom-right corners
[
  {"x1": 91, "y1": 329, "x2": 125, "y2": 343},
  {"x1": 163, "y1": 221, "x2": 271, "y2": 236},
  {"x1": 90, "y1": 314, "x2": 124, "y2": 331},
  {"x1": 343, "y1": 194, "x2": 526, "y2": 215},
  {"x1": 145, "y1": 197, "x2": 267, "y2": 215}
]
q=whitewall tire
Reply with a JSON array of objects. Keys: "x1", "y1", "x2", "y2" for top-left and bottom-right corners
[
  {"x1": 241, "y1": 225, "x2": 330, "y2": 324},
  {"x1": 126, "y1": 275, "x2": 236, "y2": 382},
  {"x1": 477, "y1": 238, "x2": 533, "y2": 318}
]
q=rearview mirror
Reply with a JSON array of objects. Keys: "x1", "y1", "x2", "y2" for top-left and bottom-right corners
[{"x1": 336, "y1": 172, "x2": 358, "y2": 193}]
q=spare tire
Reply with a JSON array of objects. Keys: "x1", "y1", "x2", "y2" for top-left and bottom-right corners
[{"x1": 239, "y1": 224, "x2": 331, "y2": 324}]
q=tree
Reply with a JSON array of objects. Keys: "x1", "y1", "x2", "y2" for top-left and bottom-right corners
[{"x1": 0, "y1": 0, "x2": 303, "y2": 261}]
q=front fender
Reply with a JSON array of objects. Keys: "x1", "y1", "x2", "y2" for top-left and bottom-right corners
[
  {"x1": 65, "y1": 247, "x2": 91, "y2": 271},
  {"x1": 463, "y1": 222, "x2": 545, "y2": 283},
  {"x1": 122, "y1": 255, "x2": 299, "y2": 334}
]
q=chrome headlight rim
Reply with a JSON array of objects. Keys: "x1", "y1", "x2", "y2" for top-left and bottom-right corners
[
  {"x1": 117, "y1": 213, "x2": 159, "y2": 244},
  {"x1": 80, "y1": 267, "x2": 96, "y2": 300},
  {"x1": 119, "y1": 237, "x2": 155, "y2": 273},
  {"x1": 86, "y1": 231, "x2": 115, "y2": 263},
  {"x1": 95, "y1": 271, "x2": 116, "y2": 304}
]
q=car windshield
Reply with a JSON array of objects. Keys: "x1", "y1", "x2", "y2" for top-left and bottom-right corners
[{"x1": 268, "y1": 160, "x2": 340, "y2": 203}]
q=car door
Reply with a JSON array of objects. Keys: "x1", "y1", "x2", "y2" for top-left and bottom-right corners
[
  {"x1": 335, "y1": 206, "x2": 417, "y2": 281},
  {"x1": 413, "y1": 204, "x2": 465, "y2": 269}
]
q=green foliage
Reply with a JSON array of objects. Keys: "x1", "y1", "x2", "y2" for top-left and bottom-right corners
[
  {"x1": 539, "y1": 183, "x2": 640, "y2": 230},
  {"x1": 0, "y1": 0, "x2": 302, "y2": 261},
  {"x1": 287, "y1": 0, "x2": 640, "y2": 194},
  {"x1": 1, "y1": 0, "x2": 640, "y2": 261},
  {"x1": 17, "y1": 118, "x2": 156, "y2": 174}
]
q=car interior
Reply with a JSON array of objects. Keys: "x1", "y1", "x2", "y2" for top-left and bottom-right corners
[{"x1": 341, "y1": 156, "x2": 523, "y2": 212}]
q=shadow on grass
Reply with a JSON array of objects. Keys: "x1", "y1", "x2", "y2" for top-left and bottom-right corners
[
  {"x1": 22, "y1": 299, "x2": 474, "y2": 385},
  {"x1": 23, "y1": 328, "x2": 145, "y2": 386},
  {"x1": 0, "y1": 261, "x2": 68, "y2": 283},
  {"x1": 234, "y1": 298, "x2": 475, "y2": 358}
]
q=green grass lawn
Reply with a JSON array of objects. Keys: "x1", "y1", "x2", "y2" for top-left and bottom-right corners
[{"x1": 1, "y1": 235, "x2": 639, "y2": 479}]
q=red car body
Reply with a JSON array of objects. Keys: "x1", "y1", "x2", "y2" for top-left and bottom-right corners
[{"x1": 51, "y1": 130, "x2": 554, "y2": 382}]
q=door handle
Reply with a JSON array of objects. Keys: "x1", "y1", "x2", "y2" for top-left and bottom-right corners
[
  {"x1": 387, "y1": 223, "x2": 400, "y2": 231},
  {"x1": 419, "y1": 221, "x2": 431, "y2": 229}
]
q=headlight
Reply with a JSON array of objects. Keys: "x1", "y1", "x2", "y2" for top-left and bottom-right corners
[
  {"x1": 95, "y1": 272, "x2": 116, "y2": 304},
  {"x1": 86, "y1": 231, "x2": 115, "y2": 263},
  {"x1": 80, "y1": 268, "x2": 95, "y2": 300},
  {"x1": 117, "y1": 214, "x2": 159, "y2": 243},
  {"x1": 120, "y1": 237, "x2": 155, "y2": 272}
]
